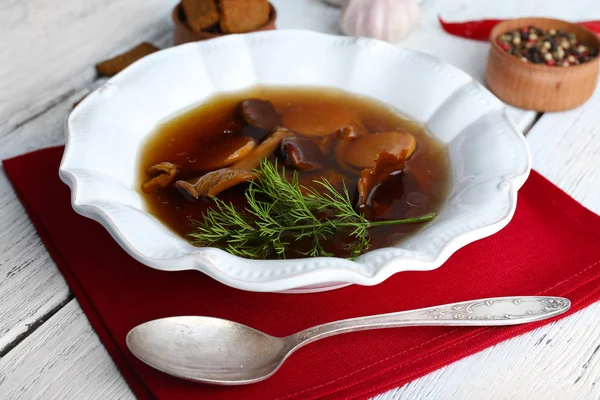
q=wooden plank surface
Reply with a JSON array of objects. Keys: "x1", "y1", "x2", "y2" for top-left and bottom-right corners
[
  {"x1": 0, "y1": 0, "x2": 178, "y2": 137},
  {"x1": 377, "y1": 305, "x2": 600, "y2": 399},
  {"x1": 527, "y1": 92, "x2": 600, "y2": 211},
  {"x1": 0, "y1": 85, "x2": 89, "y2": 354},
  {"x1": 0, "y1": 301, "x2": 132, "y2": 399},
  {"x1": 1, "y1": 0, "x2": 600, "y2": 399}
]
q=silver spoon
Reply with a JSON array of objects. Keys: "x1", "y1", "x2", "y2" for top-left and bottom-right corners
[{"x1": 126, "y1": 296, "x2": 569, "y2": 385}]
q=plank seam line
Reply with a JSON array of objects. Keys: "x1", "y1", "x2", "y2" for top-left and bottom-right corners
[
  {"x1": 522, "y1": 112, "x2": 543, "y2": 136},
  {"x1": 0, "y1": 294, "x2": 74, "y2": 357},
  {"x1": 9, "y1": 87, "x2": 89, "y2": 134}
]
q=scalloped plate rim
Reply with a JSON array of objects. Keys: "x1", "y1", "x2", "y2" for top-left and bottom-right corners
[{"x1": 59, "y1": 30, "x2": 532, "y2": 293}]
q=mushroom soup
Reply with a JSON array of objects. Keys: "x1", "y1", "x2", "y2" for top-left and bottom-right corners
[{"x1": 138, "y1": 86, "x2": 450, "y2": 259}]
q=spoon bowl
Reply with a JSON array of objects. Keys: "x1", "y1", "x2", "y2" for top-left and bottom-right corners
[
  {"x1": 127, "y1": 296, "x2": 570, "y2": 385},
  {"x1": 127, "y1": 316, "x2": 290, "y2": 384}
]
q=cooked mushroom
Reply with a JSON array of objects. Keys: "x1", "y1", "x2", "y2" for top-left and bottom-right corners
[
  {"x1": 344, "y1": 131, "x2": 416, "y2": 169},
  {"x1": 279, "y1": 136, "x2": 324, "y2": 171},
  {"x1": 141, "y1": 162, "x2": 179, "y2": 193},
  {"x1": 175, "y1": 169, "x2": 256, "y2": 200},
  {"x1": 356, "y1": 149, "x2": 408, "y2": 215},
  {"x1": 191, "y1": 136, "x2": 256, "y2": 171},
  {"x1": 147, "y1": 161, "x2": 178, "y2": 176},
  {"x1": 298, "y1": 169, "x2": 353, "y2": 196},
  {"x1": 315, "y1": 134, "x2": 336, "y2": 154},
  {"x1": 241, "y1": 99, "x2": 280, "y2": 131},
  {"x1": 233, "y1": 127, "x2": 293, "y2": 170},
  {"x1": 281, "y1": 104, "x2": 353, "y2": 137},
  {"x1": 334, "y1": 140, "x2": 360, "y2": 176},
  {"x1": 331, "y1": 123, "x2": 367, "y2": 173},
  {"x1": 336, "y1": 121, "x2": 368, "y2": 141},
  {"x1": 174, "y1": 127, "x2": 293, "y2": 200},
  {"x1": 240, "y1": 124, "x2": 270, "y2": 142}
]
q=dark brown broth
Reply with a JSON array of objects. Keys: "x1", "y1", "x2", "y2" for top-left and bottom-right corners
[{"x1": 138, "y1": 86, "x2": 450, "y2": 258}]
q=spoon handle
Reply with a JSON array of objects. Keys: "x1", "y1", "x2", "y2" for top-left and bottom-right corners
[{"x1": 289, "y1": 296, "x2": 570, "y2": 347}]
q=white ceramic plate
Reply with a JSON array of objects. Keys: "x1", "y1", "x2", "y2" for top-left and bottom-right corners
[{"x1": 60, "y1": 30, "x2": 531, "y2": 293}]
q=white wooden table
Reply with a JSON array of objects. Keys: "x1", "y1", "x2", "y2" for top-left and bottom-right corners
[{"x1": 1, "y1": 0, "x2": 600, "y2": 398}]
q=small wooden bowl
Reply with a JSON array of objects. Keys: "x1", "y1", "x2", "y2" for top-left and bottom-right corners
[
  {"x1": 486, "y1": 18, "x2": 600, "y2": 112},
  {"x1": 172, "y1": 2, "x2": 277, "y2": 46}
]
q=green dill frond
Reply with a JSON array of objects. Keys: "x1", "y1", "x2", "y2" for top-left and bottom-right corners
[{"x1": 188, "y1": 160, "x2": 435, "y2": 259}]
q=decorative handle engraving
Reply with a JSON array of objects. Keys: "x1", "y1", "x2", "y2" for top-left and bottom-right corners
[
  {"x1": 421, "y1": 297, "x2": 570, "y2": 321},
  {"x1": 295, "y1": 327, "x2": 325, "y2": 341},
  {"x1": 289, "y1": 297, "x2": 570, "y2": 348}
]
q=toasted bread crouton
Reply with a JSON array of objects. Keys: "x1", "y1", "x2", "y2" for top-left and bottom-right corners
[
  {"x1": 219, "y1": 0, "x2": 270, "y2": 34},
  {"x1": 182, "y1": 0, "x2": 220, "y2": 32},
  {"x1": 96, "y1": 42, "x2": 159, "y2": 77}
]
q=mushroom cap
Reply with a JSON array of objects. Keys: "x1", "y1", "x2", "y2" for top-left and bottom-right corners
[
  {"x1": 281, "y1": 104, "x2": 353, "y2": 136},
  {"x1": 344, "y1": 131, "x2": 416, "y2": 169},
  {"x1": 279, "y1": 136, "x2": 324, "y2": 171},
  {"x1": 356, "y1": 149, "x2": 408, "y2": 216},
  {"x1": 141, "y1": 162, "x2": 179, "y2": 193},
  {"x1": 241, "y1": 99, "x2": 280, "y2": 131}
]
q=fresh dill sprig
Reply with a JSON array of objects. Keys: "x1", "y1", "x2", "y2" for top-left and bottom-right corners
[{"x1": 188, "y1": 160, "x2": 435, "y2": 259}]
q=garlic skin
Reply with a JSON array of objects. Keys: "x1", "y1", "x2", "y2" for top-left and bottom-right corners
[{"x1": 340, "y1": 0, "x2": 420, "y2": 43}]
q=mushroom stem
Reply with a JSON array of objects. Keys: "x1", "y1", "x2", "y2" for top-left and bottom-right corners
[{"x1": 175, "y1": 127, "x2": 293, "y2": 200}]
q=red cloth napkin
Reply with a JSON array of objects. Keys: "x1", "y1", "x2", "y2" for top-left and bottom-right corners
[{"x1": 4, "y1": 146, "x2": 600, "y2": 400}]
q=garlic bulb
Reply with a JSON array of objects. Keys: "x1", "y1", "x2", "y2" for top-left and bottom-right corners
[{"x1": 340, "y1": 0, "x2": 420, "y2": 43}]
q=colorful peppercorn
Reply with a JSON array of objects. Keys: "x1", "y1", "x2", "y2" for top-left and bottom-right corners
[{"x1": 496, "y1": 25, "x2": 598, "y2": 66}]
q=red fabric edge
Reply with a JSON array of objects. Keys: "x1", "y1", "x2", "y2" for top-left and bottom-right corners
[
  {"x1": 3, "y1": 148, "x2": 600, "y2": 400},
  {"x1": 3, "y1": 158, "x2": 156, "y2": 400}
]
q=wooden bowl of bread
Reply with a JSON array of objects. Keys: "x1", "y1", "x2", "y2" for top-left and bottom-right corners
[
  {"x1": 173, "y1": 0, "x2": 277, "y2": 45},
  {"x1": 486, "y1": 18, "x2": 600, "y2": 112}
]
